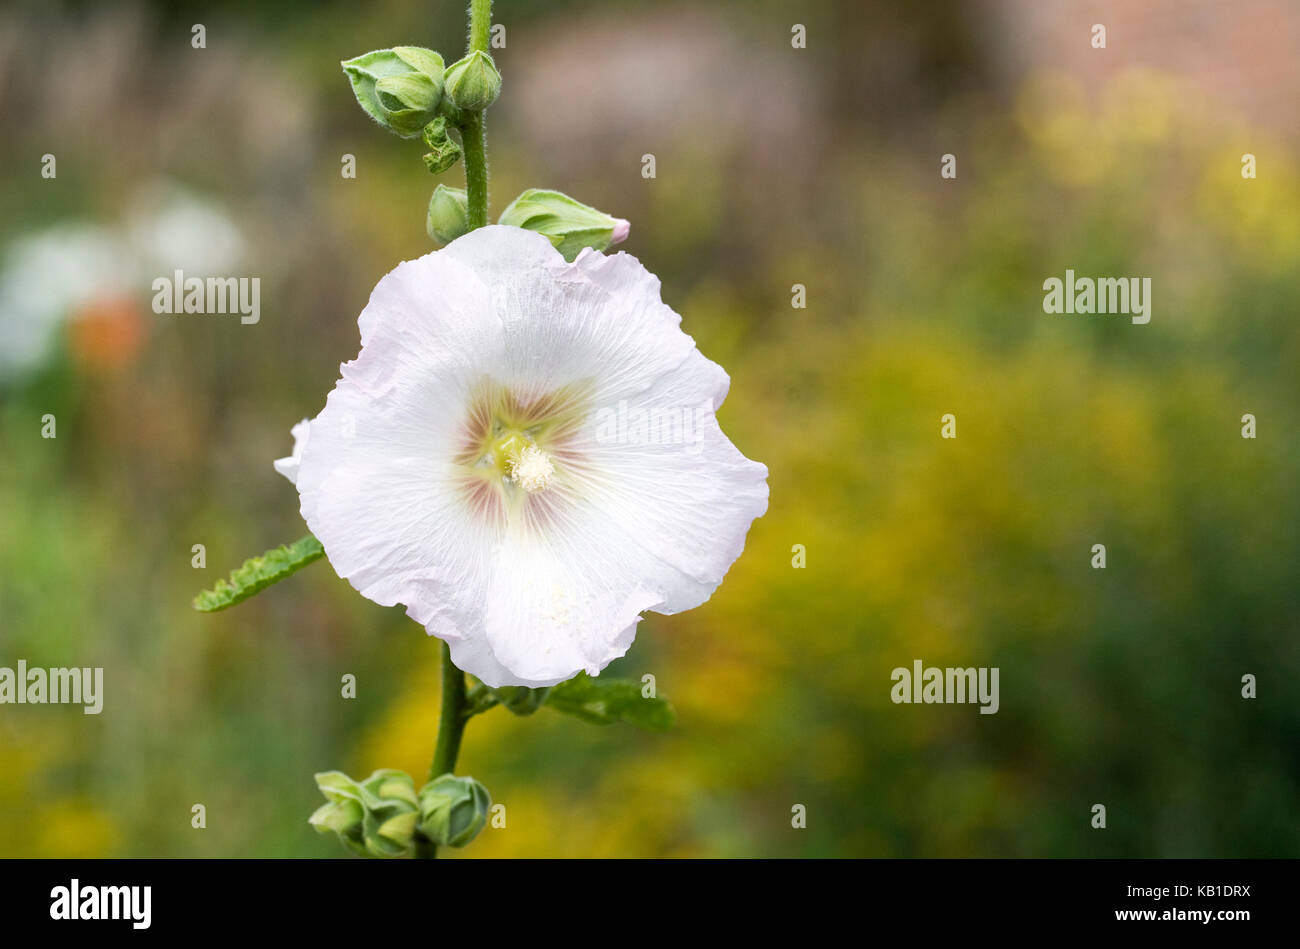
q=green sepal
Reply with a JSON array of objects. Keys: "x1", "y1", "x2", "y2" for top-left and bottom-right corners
[
  {"x1": 308, "y1": 799, "x2": 363, "y2": 835},
  {"x1": 493, "y1": 685, "x2": 551, "y2": 716},
  {"x1": 358, "y1": 769, "x2": 419, "y2": 810},
  {"x1": 498, "y1": 189, "x2": 629, "y2": 261},
  {"x1": 544, "y1": 673, "x2": 675, "y2": 731},
  {"x1": 313, "y1": 770, "x2": 363, "y2": 806},
  {"x1": 371, "y1": 810, "x2": 419, "y2": 856},
  {"x1": 309, "y1": 772, "x2": 367, "y2": 854},
  {"x1": 362, "y1": 808, "x2": 415, "y2": 858},
  {"x1": 463, "y1": 682, "x2": 501, "y2": 718},
  {"x1": 192, "y1": 535, "x2": 325, "y2": 612}
]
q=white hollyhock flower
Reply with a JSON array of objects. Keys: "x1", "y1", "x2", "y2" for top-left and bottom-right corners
[{"x1": 292, "y1": 226, "x2": 768, "y2": 687}]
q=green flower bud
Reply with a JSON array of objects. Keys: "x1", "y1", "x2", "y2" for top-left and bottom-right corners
[
  {"x1": 498, "y1": 189, "x2": 631, "y2": 262},
  {"x1": 358, "y1": 769, "x2": 419, "y2": 810},
  {"x1": 310, "y1": 769, "x2": 420, "y2": 858},
  {"x1": 418, "y1": 773, "x2": 491, "y2": 849},
  {"x1": 342, "y1": 47, "x2": 446, "y2": 138},
  {"x1": 362, "y1": 808, "x2": 418, "y2": 858},
  {"x1": 494, "y1": 685, "x2": 551, "y2": 716},
  {"x1": 357, "y1": 769, "x2": 419, "y2": 857},
  {"x1": 422, "y1": 117, "x2": 462, "y2": 174},
  {"x1": 427, "y1": 185, "x2": 470, "y2": 244},
  {"x1": 309, "y1": 798, "x2": 364, "y2": 836},
  {"x1": 443, "y1": 50, "x2": 502, "y2": 112},
  {"x1": 309, "y1": 771, "x2": 368, "y2": 855}
]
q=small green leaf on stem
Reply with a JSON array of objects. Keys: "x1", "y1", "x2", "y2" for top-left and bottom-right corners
[
  {"x1": 422, "y1": 116, "x2": 462, "y2": 174},
  {"x1": 545, "y1": 673, "x2": 675, "y2": 731},
  {"x1": 192, "y1": 535, "x2": 325, "y2": 612}
]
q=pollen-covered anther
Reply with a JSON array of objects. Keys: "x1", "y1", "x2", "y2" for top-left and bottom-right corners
[{"x1": 508, "y1": 444, "x2": 555, "y2": 494}]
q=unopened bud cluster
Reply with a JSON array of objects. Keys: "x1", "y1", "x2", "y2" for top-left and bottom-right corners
[
  {"x1": 342, "y1": 43, "x2": 629, "y2": 257},
  {"x1": 310, "y1": 768, "x2": 490, "y2": 857}
]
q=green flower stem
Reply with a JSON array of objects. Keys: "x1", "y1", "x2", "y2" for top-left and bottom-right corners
[
  {"x1": 414, "y1": 0, "x2": 492, "y2": 863},
  {"x1": 461, "y1": 0, "x2": 491, "y2": 229},
  {"x1": 462, "y1": 110, "x2": 488, "y2": 230},
  {"x1": 430, "y1": 0, "x2": 490, "y2": 782},
  {"x1": 469, "y1": 0, "x2": 492, "y2": 55},
  {"x1": 430, "y1": 640, "x2": 469, "y2": 781},
  {"x1": 417, "y1": 640, "x2": 470, "y2": 858}
]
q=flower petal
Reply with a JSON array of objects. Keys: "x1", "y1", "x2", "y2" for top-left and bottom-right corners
[{"x1": 273, "y1": 418, "x2": 312, "y2": 486}]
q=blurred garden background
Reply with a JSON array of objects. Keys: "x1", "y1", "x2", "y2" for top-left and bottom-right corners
[{"x1": 1, "y1": 0, "x2": 1298, "y2": 857}]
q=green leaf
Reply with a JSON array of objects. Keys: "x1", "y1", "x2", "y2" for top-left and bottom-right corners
[
  {"x1": 193, "y1": 535, "x2": 325, "y2": 612},
  {"x1": 544, "y1": 673, "x2": 675, "y2": 731},
  {"x1": 422, "y1": 118, "x2": 462, "y2": 176}
]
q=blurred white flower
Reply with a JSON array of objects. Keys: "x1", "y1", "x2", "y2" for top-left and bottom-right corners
[
  {"x1": 0, "y1": 182, "x2": 245, "y2": 380},
  {"x1": 0, "y1": 225, "x2": 134, "y2": 378},
  {"x1": 125, "y1": 182, "x2": 244, "y2": 276},
  {"x1": 292, "y1": 226, "x2": 768, "y2": 687}
]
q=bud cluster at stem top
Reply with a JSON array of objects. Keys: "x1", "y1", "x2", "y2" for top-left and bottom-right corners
[{"x1": 342, "y1": 45, "x2": 502, "y2": 141}]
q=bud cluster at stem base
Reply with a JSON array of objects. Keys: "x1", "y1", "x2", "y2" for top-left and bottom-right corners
[{"x1": 309, "y1": 769, "x2": 490, "y2": 857}]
